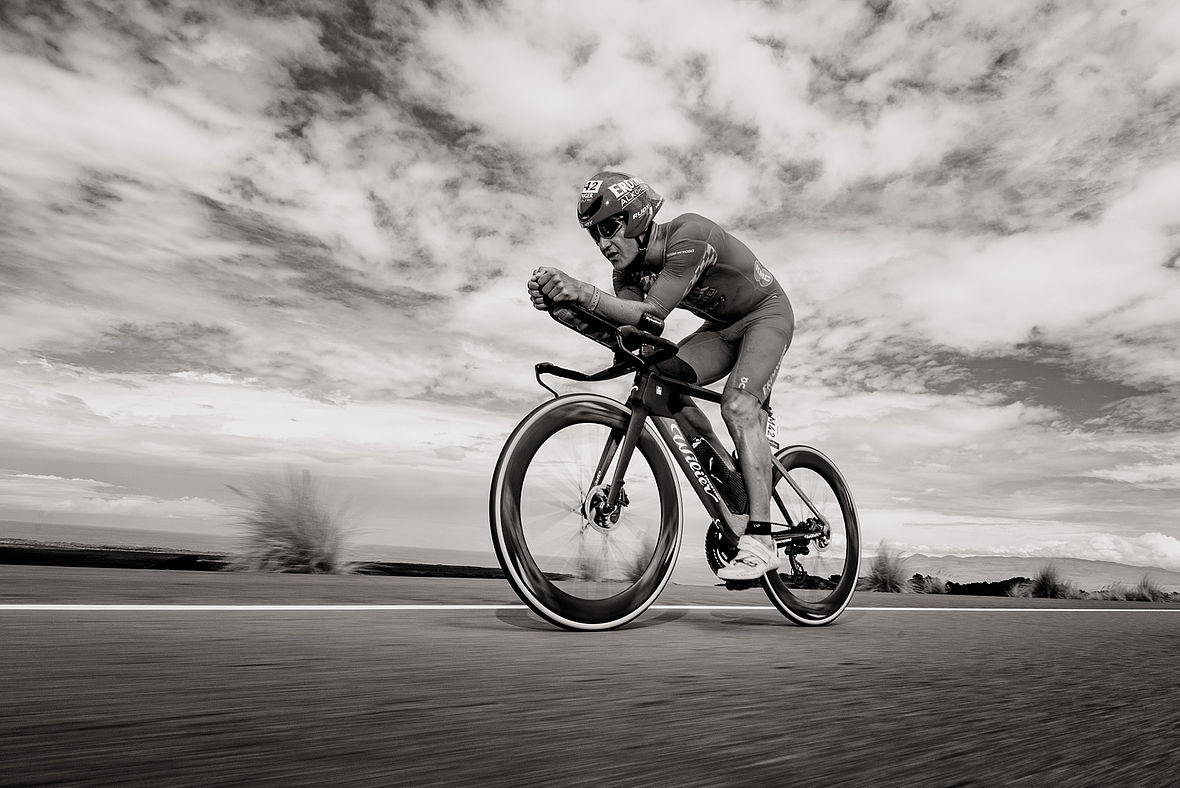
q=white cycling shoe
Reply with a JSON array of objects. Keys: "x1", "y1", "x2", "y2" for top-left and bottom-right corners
[{"x1": 717, "y1": 535, "x2": 782, "y2": 581}]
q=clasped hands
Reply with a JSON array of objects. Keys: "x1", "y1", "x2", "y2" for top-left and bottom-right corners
[{"x1": 528, "y1": 266, "x2": 589, "y2": 311}]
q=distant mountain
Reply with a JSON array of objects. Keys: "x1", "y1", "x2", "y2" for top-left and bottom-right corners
[{"x1": 873, "y1": 554, "x2": 1180, "y2": 593}]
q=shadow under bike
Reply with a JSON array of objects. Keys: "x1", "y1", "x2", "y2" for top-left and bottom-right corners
[{"x1": 490, "y1": 305, "x2": 860, "y2": 631}]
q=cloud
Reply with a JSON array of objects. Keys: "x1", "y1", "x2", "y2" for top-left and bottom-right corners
[
  {"x1": 0, "y1": 357, "x2": 510, "y2": 473},
  {"x1": 860, "y1": 507, "x2": 1180, "y2": 572},
  {"x1": 1089, "y1": 463, "x2": 1180, "y2": 490},
  {"x1": 983, "y1": 532, "x2": 1180, "y2": 574},
  {"x1": 0, "y1": 471, "x2": 224, "y2": 520},
  {"x1": 1072, "y1": 531, "x2": 1180, "y2": 571},
  {"x1": 0, "y1": 0, "x2": 1177, "y2": 562}
]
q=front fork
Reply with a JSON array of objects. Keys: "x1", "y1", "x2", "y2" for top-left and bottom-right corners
[{"x1": 583, "y1": 401, "x2": 652, "y2": 527}]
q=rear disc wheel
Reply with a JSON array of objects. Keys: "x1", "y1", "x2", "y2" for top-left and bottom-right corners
[{"x1": 762, "y1": 446, "x2": 859, "y2": 625}]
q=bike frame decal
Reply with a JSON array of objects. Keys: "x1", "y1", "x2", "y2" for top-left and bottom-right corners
[
  {"x1": 649, "y1": 416, "x2": 745, "y2": 545},
  {"x1": 665, "y1": 420, "x2": 720, "y2": 504}
]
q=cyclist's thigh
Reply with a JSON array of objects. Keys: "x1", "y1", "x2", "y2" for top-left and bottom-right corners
[
  {"x1": 676, "y1": 328, "x2": 737, "y2": 386},
  {"x1": 722, "y1": 310, "x2": 793, "y2": 404}
]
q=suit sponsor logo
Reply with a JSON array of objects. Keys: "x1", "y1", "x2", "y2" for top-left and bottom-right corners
[
  {"x1": 753, "y1": 258, "x2": 774, "y2": 287},
  {"x1": 689, "y1": 244, "x2": 717, "y2": 288}
]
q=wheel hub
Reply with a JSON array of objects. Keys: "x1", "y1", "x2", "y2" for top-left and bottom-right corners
[
  {"x1": 582, "y1": 483, "x2": 627, "y2": 533},
  {"x1": 805, "y1": 517, "x2": 831, "y2": 549}
]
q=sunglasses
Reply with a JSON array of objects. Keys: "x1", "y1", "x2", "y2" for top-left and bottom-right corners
[{"x1": 587, "y1": 213, "x2": 626, "y2": 241}]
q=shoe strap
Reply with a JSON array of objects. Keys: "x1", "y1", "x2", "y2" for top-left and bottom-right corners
[{"x1": 734, "y1": 535, "x2": 775, "y2": 563}]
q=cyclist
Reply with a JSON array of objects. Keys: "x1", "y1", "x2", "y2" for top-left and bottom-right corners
[{"x1": 528, "y1": 170, "x2": 795, "y2": 581}]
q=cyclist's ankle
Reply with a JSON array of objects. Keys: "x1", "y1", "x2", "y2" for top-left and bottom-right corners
[{"x1": 744, "y1": 520, "x2": 773, "y2": 537}]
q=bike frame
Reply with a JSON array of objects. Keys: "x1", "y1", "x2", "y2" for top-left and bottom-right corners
[
  {"x1": 535, "y1": 303, "x2": 832, "y2": 553},
  {"x1": 541, "y1": 361, "x2": 825, "y2": 553}
]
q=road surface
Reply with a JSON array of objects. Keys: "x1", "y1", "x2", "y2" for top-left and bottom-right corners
[{"x1": 1, "y1": 566, "x2": 1177, "y2": 786}]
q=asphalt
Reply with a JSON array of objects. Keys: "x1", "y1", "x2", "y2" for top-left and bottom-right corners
[{"x1": 1, "y1": 566, "x2": 1177, "y2": 786}]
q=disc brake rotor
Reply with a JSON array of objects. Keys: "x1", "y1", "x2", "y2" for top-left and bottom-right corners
[{"x1": 582, "y1": 483, "x2": 626, "y2": 534}]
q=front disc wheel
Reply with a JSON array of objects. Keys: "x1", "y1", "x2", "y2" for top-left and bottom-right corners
[{"x1": 490, "y1": 395, "x2": 682, "y2": 631}]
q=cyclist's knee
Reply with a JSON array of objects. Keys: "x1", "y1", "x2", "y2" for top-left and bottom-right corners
[{"x1": 720, "y1": 388, "x2": 761, "y2": 430}]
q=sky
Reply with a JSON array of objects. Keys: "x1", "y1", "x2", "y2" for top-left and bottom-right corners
[{"x1": 1, "y1": 0, "x2": 1178, "y2": 570}]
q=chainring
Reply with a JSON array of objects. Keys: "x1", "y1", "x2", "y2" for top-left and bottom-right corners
[
  {"x1": 704, "y1": 520, "x2": 736, "y2": 573},
  {"x1": 704, "y1": 521, "x2": 761, "y2": 591}
]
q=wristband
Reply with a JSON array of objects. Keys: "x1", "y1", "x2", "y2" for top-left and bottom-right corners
[{"x1": 588, "y1": 286, "x2": 601, "y2": 313}]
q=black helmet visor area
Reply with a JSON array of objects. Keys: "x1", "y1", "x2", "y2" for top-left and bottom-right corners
[{"x1": 587, "y1": 212, "x2": 626, "y2": 242}]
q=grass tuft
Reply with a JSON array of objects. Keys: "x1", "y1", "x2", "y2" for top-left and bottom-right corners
[
  {"x1": 226, "y1": 468, "x2": 352, "y2": 574},
  {"x1": 1093, "y1": 582, "x2": 1129, "y2": 601},
  {"x1": 622, "y1": 533, "x2": 656, "y2": 583},
  {"x1": 1010, "y1": 564, "x2": 1078, "y2": 599},
  {"x1": 1006, "y1": 582, "x2": 1029, "y2": 597},
  {"x1": 911, "y1": 573, "x2": 948, "y2": 594},
  {"x1": 861, "y1": 541, "x2": 910, "y2": 593},
  {"x1": 1133, "y1": 575, "x2": 1168, "y2": 602}
]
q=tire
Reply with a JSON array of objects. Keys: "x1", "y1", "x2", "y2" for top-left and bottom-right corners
[
  {"x1": 490, "y1": 394, "x2": 682, "y2": 630},
  {"x1": 761, "y1": 445, "x2": 859, "y2": 625}
]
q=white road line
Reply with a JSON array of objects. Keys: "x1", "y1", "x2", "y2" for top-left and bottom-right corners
[
  {"x1": 848, "y1": 607, "x2": 1179, "y2": 612},
  {"x1": 0, "y1": 604, "x2": 1176, "y2": 612},
  {"x1": 0, "y1": 604, "x2": 524, "y2": 611},
  {"x1": 675, "y1": 606, "x2": 1179, "y2": 613}
]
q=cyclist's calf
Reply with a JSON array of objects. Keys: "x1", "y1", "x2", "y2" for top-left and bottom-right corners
[{"x1": 721, "y1": 387, "x2": 775, "y2": 525}]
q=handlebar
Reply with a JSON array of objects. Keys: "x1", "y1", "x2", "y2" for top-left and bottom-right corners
[
  {"x1": 535, "y1": 302, "x2": 682, "y2": 395},
  {"x1": 618, "y1": 324, "x2": 679, "y2": 355}
]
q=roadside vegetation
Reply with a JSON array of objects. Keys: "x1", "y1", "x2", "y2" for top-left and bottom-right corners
[
  {"x1": 910, "y1": 573, "x2": 948, "y2": 594},
  {"x1": 1133, "y1": 576, "x2": 1169, "y2": 602},
  {"x1": 1009, "y1": 564, "x2": 1080, "y2": 599},
  {"x1": 856, "y1": 558, "x2": 1174, "y2": 601},
  {"x1": 860, "y1": 542, "x2": 910, "y2": 593},
  {"x1": 574, "y1": 532, "x2": 656, "y2": 583},
  {"x1": 226, "y1": 468, "x2": 353, "y2": 574},
  {"x1": 622, "y1": 533, "x2": 657, "y2": 583},
  {"x1": 1091, "y1": 576, "x2": 1170, "y2": 602}
]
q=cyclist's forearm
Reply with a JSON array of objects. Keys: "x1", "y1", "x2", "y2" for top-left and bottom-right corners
[{"x1": 576, "y1": 282, "x2": 660, "y2": 326}]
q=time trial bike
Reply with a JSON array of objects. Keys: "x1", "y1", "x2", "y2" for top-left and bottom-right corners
[{"x1": 489, "y1": 304, "x2": 859, "y2": 631}]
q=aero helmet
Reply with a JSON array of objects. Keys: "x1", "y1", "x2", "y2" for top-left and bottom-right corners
[{"x1": 577, "y1": 171, "x2": 664, "y2": 239}]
